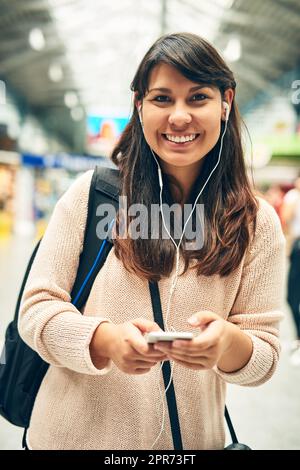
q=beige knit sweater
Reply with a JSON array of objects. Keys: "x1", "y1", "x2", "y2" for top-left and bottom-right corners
[{"x1": 19, "y1": 170, "x2": 286, "y2": 450}]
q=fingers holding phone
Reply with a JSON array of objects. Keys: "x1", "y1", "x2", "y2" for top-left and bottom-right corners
[{"x1": 91, "y1": 319, "x2": 168, "y2": 375}]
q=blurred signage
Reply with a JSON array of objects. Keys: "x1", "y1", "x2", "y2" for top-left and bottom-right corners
[
  {"x1": 87, "y1": 115, "x2": 129, "y2": 156},
  {"x1": 263, "y1": 134, "x2": 300, "y2": 156},
  {"x1": 21, "y1": 153, "x2": 114, "y2": 171}
]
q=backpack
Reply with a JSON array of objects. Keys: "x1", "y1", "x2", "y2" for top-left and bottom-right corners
[{"x1": 0, "y1": 166, "x2": 120, "y2": 429}]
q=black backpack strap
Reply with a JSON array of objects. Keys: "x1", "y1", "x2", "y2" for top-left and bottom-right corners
[
  {"x1": 225, "y1": 406, "x2": 238, "y2": 444},
  {"x1": 22, "y1": 428, "x2": 28, "y2": 449},
  {"x1": 148, "y1": 280, "x2": 240, "y2": 449},
  {"x1": 13, "y1": 240, "x2": 42, "y2": 325},
  {"x1": 148, "y1": 280, "x2": 183, "y2": 451},
  {"x1": 71, "y1": 165, "x2": 120, "y2": 309}
]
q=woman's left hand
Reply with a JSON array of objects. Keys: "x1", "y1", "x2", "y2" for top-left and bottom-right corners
[{"x1": 154, "y1": 311, "x2": 234, "y2": 370}]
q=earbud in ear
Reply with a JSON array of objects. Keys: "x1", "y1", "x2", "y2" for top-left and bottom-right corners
[{"x1": 222, "y1": 101, "x2": 230, "y2": 121}]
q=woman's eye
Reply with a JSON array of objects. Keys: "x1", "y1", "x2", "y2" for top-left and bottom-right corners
[
  {"x1": 152, "y1": 94, "x2": 207, "y2": 103},
  {"x1": 153, "y1": 95, "x2": 170, "y2": 102},
  {"x1": 191, "y1": 94, "x2": 207, "y2": 101}
]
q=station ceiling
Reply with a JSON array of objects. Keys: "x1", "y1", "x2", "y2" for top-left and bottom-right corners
[{"x1": 0, "y1": 0, "x2": 299, "y2": 151}]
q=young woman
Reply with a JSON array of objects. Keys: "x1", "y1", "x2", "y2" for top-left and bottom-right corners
[{"x1": 19, "y1": 32, "x2": 286, "y2": 450}]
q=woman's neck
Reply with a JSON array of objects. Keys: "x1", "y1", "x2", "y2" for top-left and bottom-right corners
[{"x1": 160, "y1": 159, "x2": 204, "y2": 205}]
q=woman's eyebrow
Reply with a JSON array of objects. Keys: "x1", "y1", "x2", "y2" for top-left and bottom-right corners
[{"x1": 148, "y1": 85, "x2": 214, "y2": 93}]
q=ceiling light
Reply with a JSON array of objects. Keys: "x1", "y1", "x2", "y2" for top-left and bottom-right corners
[
  {"x1": 64, "y1": 91, "x2": 79, "y2": 108},
  {"x1": 70, "y1": 107, "x2": 84, "y2": 121},
  {"x1": 28, "y1": 28, "x2": 45, "y2": 51},
  {"x1": 218, "y1": 0, "x2": 234, "y2": 8},
  {"x1": 48, "y1": 63, "x2": 63, "y2": 82},
  {"x1": 223, "y1": 37, "x2": 241, "y2": 62}
]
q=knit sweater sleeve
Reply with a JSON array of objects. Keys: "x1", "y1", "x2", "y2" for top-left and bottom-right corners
[
  {"x1": 214, "y1": 197, "x2": 286, "y2": 386},
  {"x1": 18, "y1": 170, "x2": 112, "y2": 376}
]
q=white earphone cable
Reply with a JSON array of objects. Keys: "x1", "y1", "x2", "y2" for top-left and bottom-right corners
[
  {"x1": 150, "y1": 359, "x2": 175, "y2": 449},
  {"x1": 150, "y1": 117, "x2": 228, "y2": 332}
]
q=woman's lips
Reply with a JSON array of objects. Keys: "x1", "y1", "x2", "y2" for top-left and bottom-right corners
[{"x1": 161, "y1": 133, "x2": 201, "y2": 148}]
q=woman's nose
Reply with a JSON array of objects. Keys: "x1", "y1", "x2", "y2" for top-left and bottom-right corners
[{"x1": 168, "y1": 109, "x2": 192, "y2": 128}]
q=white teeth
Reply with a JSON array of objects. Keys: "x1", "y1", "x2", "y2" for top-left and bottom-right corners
[{"x1": 165, "y1": 134, "x2": 197, "y2": 143}]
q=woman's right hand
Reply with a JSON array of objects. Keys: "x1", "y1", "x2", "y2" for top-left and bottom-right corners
[{"x1": 89, "y1": 318, "x2": 168, "y2": 374}]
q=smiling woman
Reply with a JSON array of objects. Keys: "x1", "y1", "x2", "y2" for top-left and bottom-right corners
[
  {"x1": 18, "y1": 32, "x2": 286, "y2": 450},
  {"x1": 140, "y1": 64, "x2": 232, "y2": 181},
  {"x1": 112, "y1": 33, "x2": 253, "y2": 279}
]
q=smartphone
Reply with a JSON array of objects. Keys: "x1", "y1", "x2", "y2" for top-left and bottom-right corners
[{"x1": 145, "y1": 331, "x2": 193, "y2": 343}]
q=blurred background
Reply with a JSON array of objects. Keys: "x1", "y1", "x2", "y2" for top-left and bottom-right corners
[{"x1": 0, "y1": 0, "x2": 300, "y2": 449}]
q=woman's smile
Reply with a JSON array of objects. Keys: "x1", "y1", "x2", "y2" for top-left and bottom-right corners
[{"x1": 161, "y1": 132, "x2": 201, "y2": 151}]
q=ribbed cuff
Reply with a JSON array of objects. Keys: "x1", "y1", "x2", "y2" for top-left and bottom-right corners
[
  {"x1": 34, "y1": 311, "x2": 114, "y2": 376},
  {"x1": 213, "y1": 333, "x2": 273, "y2": 385},
  {"x1": 83, "y1": 318, "x2": 113, "y2": 375}
]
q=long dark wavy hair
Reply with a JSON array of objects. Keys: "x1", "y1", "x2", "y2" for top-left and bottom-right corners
[{"x1": 111, "y1": 32, "x2": 258, "y2": 281}]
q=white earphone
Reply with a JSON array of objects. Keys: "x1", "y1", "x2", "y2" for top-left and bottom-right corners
[{"x1": 223, "y1": 101, "x2": 230, "y2": 121}]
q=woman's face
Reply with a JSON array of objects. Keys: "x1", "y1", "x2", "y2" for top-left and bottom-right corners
[{"x1": 139, "y1": 63, "x2": 232, "y2": 174}]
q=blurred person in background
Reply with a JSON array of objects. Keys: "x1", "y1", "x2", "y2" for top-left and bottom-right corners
[
  {"x1": 264, "y1": 183, "x2": 285, "y2": 227},
  {"x1": 282, "y1": 172, "x2": 300, "y2": 364},
  {"x1": 18, "y1": 33, "x2": 285, "y2": 450}
]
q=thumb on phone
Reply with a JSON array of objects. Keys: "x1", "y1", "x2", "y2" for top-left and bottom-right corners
[
  {"x1": 130, "y1": 318, "x2": 162, "y2": 354},
  {"x1": 188, "y1": 310, "x2": 220, "y2": 328},
  {"x1": 131, "y1": 318, "x2": 162, "y2": 334}
]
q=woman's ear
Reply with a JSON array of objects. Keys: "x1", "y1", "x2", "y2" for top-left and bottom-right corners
[
  {"x1": 136, "y1": 100, "x2": 142, "y2": 114},
  {"x1": 223, "y1": 88, "x2": 234, "y2": 116},
  {"x1": 133, "y1": 91, "x2": 141, "y2": 113}
]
